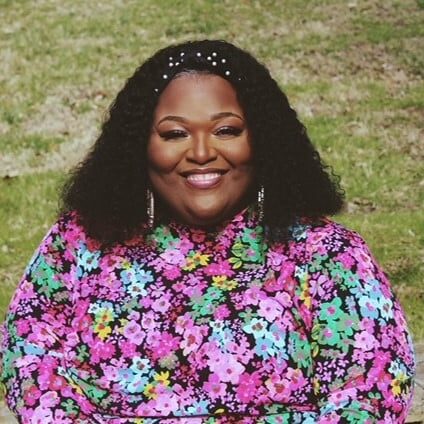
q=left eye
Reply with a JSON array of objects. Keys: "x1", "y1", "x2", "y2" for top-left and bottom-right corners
[{"x1": 214, "y1": 126, "x2": 243, "y2": 137}]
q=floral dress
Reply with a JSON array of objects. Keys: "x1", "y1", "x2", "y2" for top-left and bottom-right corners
[{"x1": 0, "y1": 208, "x2": 415, "y2": 423}]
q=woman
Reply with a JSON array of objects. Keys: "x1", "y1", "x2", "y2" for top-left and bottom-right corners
[{"x1": 0, "y1": 40, "x2": 415, "y2": 423}]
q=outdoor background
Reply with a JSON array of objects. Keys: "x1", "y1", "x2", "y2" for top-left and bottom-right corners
[{"x1": 0, "y1": 0, "x2": 423, "y2": 341}]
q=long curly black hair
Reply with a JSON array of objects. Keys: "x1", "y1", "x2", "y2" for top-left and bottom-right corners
[{"x1": 61, "y1": 39, "x2": 344, "y2": 244}]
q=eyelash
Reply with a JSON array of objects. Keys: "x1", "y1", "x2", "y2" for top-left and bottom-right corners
[
  {"x1": 159, "y1": 127, "x2": 243, "y2": 141},
  {"x1": 214, "y1": 126, "x2": 243, "y2": 137},
  {"x1": 160, "y1": 130, "x2": 188, "y2": 140}
]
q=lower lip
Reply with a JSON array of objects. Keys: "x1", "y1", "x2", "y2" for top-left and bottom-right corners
[{"x1": 185, "y1": 173, "x2": 224, "y2": 189}]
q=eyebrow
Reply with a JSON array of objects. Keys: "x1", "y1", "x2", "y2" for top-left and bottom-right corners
[{"x1": 157, "y1": 112, "x2": 244, "y2": 125}]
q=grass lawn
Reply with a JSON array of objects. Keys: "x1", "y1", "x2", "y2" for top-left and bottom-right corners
[{"x1": 1, "y1": 0, "x2": 423, "y2": 347}]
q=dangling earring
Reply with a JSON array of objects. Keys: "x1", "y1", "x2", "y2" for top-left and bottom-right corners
[
  {"x1": 257, "y1": 186, "x2": 264, "y2": 221},
  {"x1": 147, "y1": 189, "x2": 155, "y2": 227}
]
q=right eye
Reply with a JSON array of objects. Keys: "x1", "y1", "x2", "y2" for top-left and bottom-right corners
[{"x1": 159, "y1": 130, "x2": 188, "y2": 141}]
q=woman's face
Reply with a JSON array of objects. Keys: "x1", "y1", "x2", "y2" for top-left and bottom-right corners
[{"x1": 147, "y1": 73, "x2": 254, "y2": 227}]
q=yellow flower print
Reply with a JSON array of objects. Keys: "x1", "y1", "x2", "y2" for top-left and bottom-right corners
[
  {"x1": 183, "y1": 252, "x2": 211, "y2": 271},
  {"x1": 118, "y1": 318, "x2": 129, "y2": 334},
  {"x1": 298, "y1": 272, "x2": 311, "y2": 309},
  {"x1": 95, "y1": 307, "x2": 114, "y2": 324},
  {"x1": 391, "y1": 372, "x2": 407, "y2": 396},
  {"x1": 67, "y1": 379, "x2": 84, "y2": 395},
  {"x1": 154, "y1": 371, "x2": 170, "y2": 386},
  {"x1": 121, "y1": 260, "x2": 132, "y2": 270},
  {"x1": 300, "y1": 288, "x2": 311, "y2": 309},
  {"x1": 143, "y1": 383, "x2": 157, "y2": 399},
  {"x1": 313, "y1": 377, "x2": 320, "y2": 395},
  {"x1": 94, "y1": 322, "x2": 112, "y2": 340},
  {"x1": 212, "y1": 275, "x2": 238, "y2": 291}
]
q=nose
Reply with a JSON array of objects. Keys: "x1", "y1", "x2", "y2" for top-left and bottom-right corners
[{"x1": 186, "y1": 134, "x2": 217, "y2": 164}]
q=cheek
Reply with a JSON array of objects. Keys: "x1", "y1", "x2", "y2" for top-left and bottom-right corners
[
  {"x1": 225, "y1": 140, "x2": 254, "y2": 168},
  {"x1": 147, "y1": 139, "x2": 181, "y2": 173}
]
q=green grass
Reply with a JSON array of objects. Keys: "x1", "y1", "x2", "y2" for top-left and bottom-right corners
[{"x1": 0, "y1": 0, "x2": 423, "y2": 346}]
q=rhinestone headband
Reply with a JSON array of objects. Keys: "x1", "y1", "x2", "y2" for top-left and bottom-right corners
[{"x1": 153, "y1": 49, "x2": 240, "y2": 93}]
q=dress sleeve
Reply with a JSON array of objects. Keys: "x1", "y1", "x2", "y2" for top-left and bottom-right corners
[
  {"x1": 0, "y1": 214, "x2": 97, "y2": 423},
  {"x1": 304, "y1": 222, "x2": 415, "y2": 423}
]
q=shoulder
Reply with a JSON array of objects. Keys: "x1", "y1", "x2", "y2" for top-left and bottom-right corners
[
  {"x1": 41, "y1": 211, "x2": 97, "y2": 254},
  {"x1": 289, "y1": 217, "x2": 368, "y2": 257}
]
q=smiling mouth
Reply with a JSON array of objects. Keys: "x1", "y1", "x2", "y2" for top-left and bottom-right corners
[{"x1": 184, "y1": 171, "x2": 226, "y2": 189}]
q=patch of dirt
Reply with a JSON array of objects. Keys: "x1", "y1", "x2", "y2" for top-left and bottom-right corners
[{"x1": 0, "y1": 87, "x2": 107, "y2": 177}]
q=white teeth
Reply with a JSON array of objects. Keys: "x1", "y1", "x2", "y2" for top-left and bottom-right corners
[{"x1": 187, "y1": 173, "x2": 221, "y2": 182}]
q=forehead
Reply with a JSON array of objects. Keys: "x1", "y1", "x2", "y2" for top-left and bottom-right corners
[{"x1": 153, "y1": 73, "x2": 244, "y2": 119}]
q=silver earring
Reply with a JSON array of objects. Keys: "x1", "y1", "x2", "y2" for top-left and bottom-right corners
[
  {"x1": 147, "y1": 189, "x2": 155, "y2": 227},
  {"x1": 257, "y1": 186, "x2": 265, "y2": 221}
]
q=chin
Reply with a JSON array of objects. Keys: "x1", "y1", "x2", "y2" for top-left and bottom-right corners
[
  {"x1": 185, "y1": 210, "x2": 226, "y2": 227},
  {"x1": 184, "y1": 201, "x2": 247, "y2": 228}
]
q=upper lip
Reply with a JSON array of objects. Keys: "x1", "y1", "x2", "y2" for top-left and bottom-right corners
[{"x1": 180, "y1": 168, "x2": 228, "y2": 177}]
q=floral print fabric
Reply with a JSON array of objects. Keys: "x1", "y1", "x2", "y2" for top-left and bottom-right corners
[{"x1": 0, "y1": 208, "x2": 415, "y2": 423}]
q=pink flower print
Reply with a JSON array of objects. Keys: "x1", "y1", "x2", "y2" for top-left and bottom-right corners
[
  {"x1": 151, "y1": 332, "x2": 181, "y2": 360},
  {"x1": 243, "y1": 285, "x2": 265, "y2": 306},
  {"x1": 90, "y1": 340, "x2": 117, "y2": 363},
  {"x1": 191, "y1": 231, "x2": 206, "y2": 243},
  {"x1": 154, "y1": 392, "x2": 179, "y2": 415},
  {"x1": 28, "y1": 322, "x2": 56, "y2": 346},
  {"x1": 337, "y1": 252, "x2": 355, "y2": 268},
  {"x1": 354, "y1": 330, "x2": 377, "y2": 351},
  {"x1": 359, "y1": 317, "x2": 375, "y2": 333},
  {"x1": 128, "y1": 310, "x2": 141, "y2": 321},
  {"x1": 123, "y1": 321, "x2": 144, "y2": 345},
  {"x1": 203, "y1": 373, "x2": 227, "y2": 400},
  {"x1": 160, "y1": 249, "x2": 186, "y2": 266},
  {"x1": 103, "y1": 365, "x2": 121, "y2": 382},
  {"x1": 31, "y1": 406, "x2": 53, "y2": 423},
  {"x1": 76, "y1": 315, "x2": 93, "y2": 333},
  {"x1": 285, "y1": 367, "x2": 307, "y2": 391},
  {"x1": 141, "y1": 311, "x2": 157, "y2": 330},
  {"x1": 15, "y1": 281, "x2": 36, "y2": 302},
  {"x1": 140, "y1": 296, "x2": 153, "y2": 308},
  {"x1": 121, "y1": 340, "x2": 137, "y2": 358},
  {"x1": 236, "y1": 372, "x2": 261, "y2": 403},
  {"x1": 15, "y1": 354, "x2": 39, "y2": 371},
  {"x1": 152, "y1": 296, "x2": 171, "y2": 313},
  {"x1": 327, "y1": 387, "x2": 358, "y2": 406},
  {"x1": 65, "y1": 332, "x2": 79, "y2": 347},
  {"x1": 135, "y1": 401, "x2": 157, "y2": 416},
  {"x1": 266, "y1": 250, "x2": 285, "y2": 269},
  {"x1": 23, "y1": 385, "x2": 42, "y2": 406},
  {"x1": 176, "y1": 237, "x2": 194, "y2": 254},
  {"x1": 37, "y1": 356, "x2": 57, "y2": 390},
  {"x1": 175, "y1": 312, "x2": 194, "y2": 335},
  {"x1": 275, "y1": 291, "x2": 292, "y2": 307},
  {"x1": 207, "y1": 352, "x2": 245, "y2": 384},
  {"x1": 204, "y1": 260, "x2": 235, "y2": 277},
  {"x1": 146, "y1": 330, "x2": 162, "y2": 346},
  {"x1": 318, "y1": 412, "x2": 341, "y2": 424},
  {"x1": 265, "y1": 374, "x2": 290, "y2": 402},
  {"x1": 53, "y1": 409, "x2": 74, "y2": 424},
  {"x1": 214, "y1": 304, "x2": 231, "y2": 320},
  {"x1": 39, "y1": 390, "x2": 60, "y2": 408},
  {"x1": 48, "y1": 374, "x2": 67, "y2": 391},
  {"x1": 15, "y1": 318, "x2": 32, "y2": 336},
  {"x1": 258, "y1": 298, "x2": 283, "y2": 322},
  {"x1": 181, "y1": 326, "x2": 205, "y2": 355},
  {"x1": 163, "y1": 265, "x2": 182, "y2": 280},
  {"x1": 263, "y1": 276, "x2": 286, "y2": 293}
]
